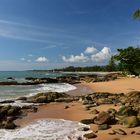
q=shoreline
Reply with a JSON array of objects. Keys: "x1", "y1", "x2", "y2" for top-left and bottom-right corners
[{"x1": 14, "y1": 77, "x2": 140, "y2": 140}]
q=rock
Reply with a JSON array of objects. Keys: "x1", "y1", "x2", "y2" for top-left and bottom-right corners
[
  {"x1": 131, "y1": 131, "x2": 135, "y2": 134},
  {"x1": 35, "y1": 95, "x2": 47, "y2": 103},
  {"x1": 112, "y1": 129, "x2": 127, "y2": 135},
  {"x1": 16, "y1": 97, "x2": 27, "y2": 101},
  {"x1": 117, "y1": 106, "x2": 137, "y2": 116},
  {"x1": 0, "y1": 100, "x2": 14, "y2": 104},
  {"x1": 7, "y1": 106, "x2": 21, "y2": 116},
  {"x1": 1, "y1": 105, "x2": 11, "y2": 114},
  {"x1": 78, "y1": 127, "x2": 90, "y2": 131},
  {"x1": 90, "y1": 109, "x2": 99, "y2": 115},
  {"x1": 64, "y1": 105, "x2": 69, "y2": 109},
  {"x1": 80, "y1": 118, "x2": 94, "y2": 124},
  {"x1": 27, "y1": 92, "x2": 69, "y2": 103},
  {"x1": 3, "y1": 121, "x2": 17, "y2": 129},
  {"x1": 122, "y1": 116, "x2": 139, "y2": 128},
  {"x1": 107, "y1": 108, "x2": 117, "y2": 115},
  {"x1": 98, "y1": 124, "x2": 109, "y2": 130},
  {"x1": 94, "y1": 111, "x2": 113, "y2": 125},
  {"x1": 7, "y1": 77, "x2": 15, "y2": 80},
  {"x1": 83, "y1": 132, "x2": 97, "y2": 139}
]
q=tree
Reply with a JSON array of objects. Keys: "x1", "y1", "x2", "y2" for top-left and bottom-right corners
[
  {"x1": 133, "y1": 9, "x2": 140, "y2": 20},
  {"x1": 107, "y1": 56, "x2": 117, "y2": 71},
  {"x1": 114, "y1": 47, "x2": 140, "y2": 75}
]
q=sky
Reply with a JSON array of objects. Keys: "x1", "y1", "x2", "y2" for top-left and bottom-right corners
[{"x1": 0, "y1": 0, "x2": 140, "y2": 70}]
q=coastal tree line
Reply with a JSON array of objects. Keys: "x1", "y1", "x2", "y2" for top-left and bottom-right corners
[{"x1": 53, "y1": 46, "x2": 140, "y2": 75}]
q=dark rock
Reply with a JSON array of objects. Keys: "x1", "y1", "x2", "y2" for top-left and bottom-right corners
[
  {"x1": 3, "y1": 121, "x2": 17, "y2": 129},
  {"x1": 98, "y1": 124, "x2": 109, "y2": 130},
  {"x1": 0, "y1": 100, "x2": 14, "y2": 104},
  {"x1": 7, "y1": 106, "x2": 21, "y2": 116},
  {"x1": 83, "y1": 132, "x2": 97, "y2": 139},
  {"x1": 64, "y1": 105, "x2": 69, "y2": 109},
  {"x1": 16, "y1": 97, "x2": 27, "y2": 101},
  {"x1": 94, "y1": 111, "x2": 113, "y2": 125},
  {"x1": 78, "y1": 127, "x2": 90, "y2": 131},
  {"x1": 7, "y1": 77, "x2": 15, "y2": 80},
  {"x1": 117, "y1": 106, "x2": 137, "y2": 116},
  {"x1": 131, "y1": 131, "x2": 135, "y2": 134},
  {"x1": 80, "y1": 118, "x2": 94, "y2": 124}
]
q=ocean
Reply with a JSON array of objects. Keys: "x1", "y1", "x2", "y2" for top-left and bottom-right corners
[
  {"x1": 0, "y1": 71, "x2": 90, "y2": 140},
  {"x1": 0, "y1": 71, "x2": 76, "y2": 101}
]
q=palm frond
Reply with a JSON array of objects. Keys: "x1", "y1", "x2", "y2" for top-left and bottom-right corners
[{"x1": 133, "y1": 9, "x2": 140, "y2": 20}]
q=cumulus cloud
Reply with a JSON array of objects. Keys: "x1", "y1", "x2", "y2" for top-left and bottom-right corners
[
  {"x1": 84, "y1": 46, "x2": 97, "y2": 54},
  {"x1": 35, "y1": 57, "x2": 48, "y2": 62},
  {"x1": 91, "y1": 47, "x2": 112, "y2": 62},
  {"x1": 62, "y1": 53, "x2": 88, "y2": 62}
]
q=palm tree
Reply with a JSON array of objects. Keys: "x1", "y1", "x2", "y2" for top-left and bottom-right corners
[{"x1": 133, "y1": 9, "x2": 140, "y2": 20}]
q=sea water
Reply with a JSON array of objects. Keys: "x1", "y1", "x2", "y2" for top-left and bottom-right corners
[{"x1": 0, "y1": 71, "x2": 91, "y2": 140}]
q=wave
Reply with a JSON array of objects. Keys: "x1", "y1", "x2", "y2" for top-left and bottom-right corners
[{"x1": 0, "y1": 119, "x2": 91, "y2": 140}]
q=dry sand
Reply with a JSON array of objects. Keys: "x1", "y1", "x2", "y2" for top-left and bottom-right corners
[
  {"x1": 16, "y1": 77, "x2": 140, "y2": 140},
  {"x1": 83, "y1": 77, "x2": 140, "y2": 94}
]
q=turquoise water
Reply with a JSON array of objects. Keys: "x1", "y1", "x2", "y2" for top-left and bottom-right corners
[{"x1": 0, "y1": 71, "x2": 76, "y2": 101}]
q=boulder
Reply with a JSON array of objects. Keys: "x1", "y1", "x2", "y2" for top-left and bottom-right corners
[
  {"x1": 117, "y1": 106, "x2": 137, "y2": 116},
  {"x1": 3, "y1": 121, "x2": 17, "y2": 129},
  {"x1": 94, "y1": 111, "x2": 113, "y2": 125},
  {"x1": 90, "y1": 109, "x2": 99, "y2": 115},
  {"x1": 80, "y1": 118, "x2": 94, "y2": 124},
  {"x1": 122, "y1": 116, "x2": 139, "y2": 128},
  {"x1": 83, "y1": 132, "x2": 97, "y2": 139}
]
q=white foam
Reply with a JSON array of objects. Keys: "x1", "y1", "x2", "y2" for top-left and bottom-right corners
[
  {"x1": 29, "y1": 83, "x2": 76, "y2": 96},
  {"x1": 0, "y1": 119, "x2": 91, "y2": 140}
]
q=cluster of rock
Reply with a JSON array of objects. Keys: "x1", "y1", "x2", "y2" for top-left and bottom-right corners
[
  {"x1": 0, "y1": 105, "x2": 37, "y2": 129},
  {"x1": 80, "y1": 91, "x2": 140, "y2": 138},
  {"x1": 0, "y1": 73, "x2": 119, "y2": 86}
]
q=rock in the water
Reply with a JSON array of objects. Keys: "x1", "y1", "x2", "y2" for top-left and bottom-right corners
[
  {"x1": 83, "y1": 132, "x2": 97, "y2": 139},
  {"x1": 112, "y1": 129, "x2": 127, "y2": 135},
  {"x1": 3, "y1": 121, "x2": 17, "y2": 129},
  {"x1": 98, "y1": 124, "x2": 109, "y2": 130},
  {"x1": 122, "y1": 116, "x2": 139, "y2": 128}
]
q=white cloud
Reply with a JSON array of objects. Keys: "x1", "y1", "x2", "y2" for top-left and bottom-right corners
[
  {"x1": 62, "y1": 53, "x2": 88, "y2": 62},
  {"x1": 84, "y1": 46, "x2": 97, "y2": 54},
  {"x1": 35, "y1": 57, "x2": 48, "y2": 62},
  {"x1": 20, "y1": 58, "x2": 25, "y2": 61},
  {"x1": 28, "y1": 54, "x2": 33, "y2": 57},
  {"x1": 91, "y1": 47, "x2": 112, "y2": 62}
]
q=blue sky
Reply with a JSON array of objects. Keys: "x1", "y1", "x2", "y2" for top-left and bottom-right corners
[{"x1": 0, "y1": 0, "x2": 140, "y2": 70}]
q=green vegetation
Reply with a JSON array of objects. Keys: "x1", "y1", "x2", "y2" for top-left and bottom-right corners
[
  {"x1": 114, "y1": 47, "x2": 140, "y2": 75},
  {"x1": 133, "y1": 9, "x2": 140, "y2": 20}
]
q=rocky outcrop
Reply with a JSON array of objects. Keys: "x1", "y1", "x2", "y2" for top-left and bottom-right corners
[{"x1": 27, "y1": 92, "x2": 70, "y2": 103}]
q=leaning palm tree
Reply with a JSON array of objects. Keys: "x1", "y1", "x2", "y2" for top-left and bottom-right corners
[{"x1": 133, "y1": 9, "x2": 140, "y2": 20}]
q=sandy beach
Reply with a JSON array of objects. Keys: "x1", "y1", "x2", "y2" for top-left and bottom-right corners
[{"x1": 15, "y1": 77, "x2": 140, "y2": 140}]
